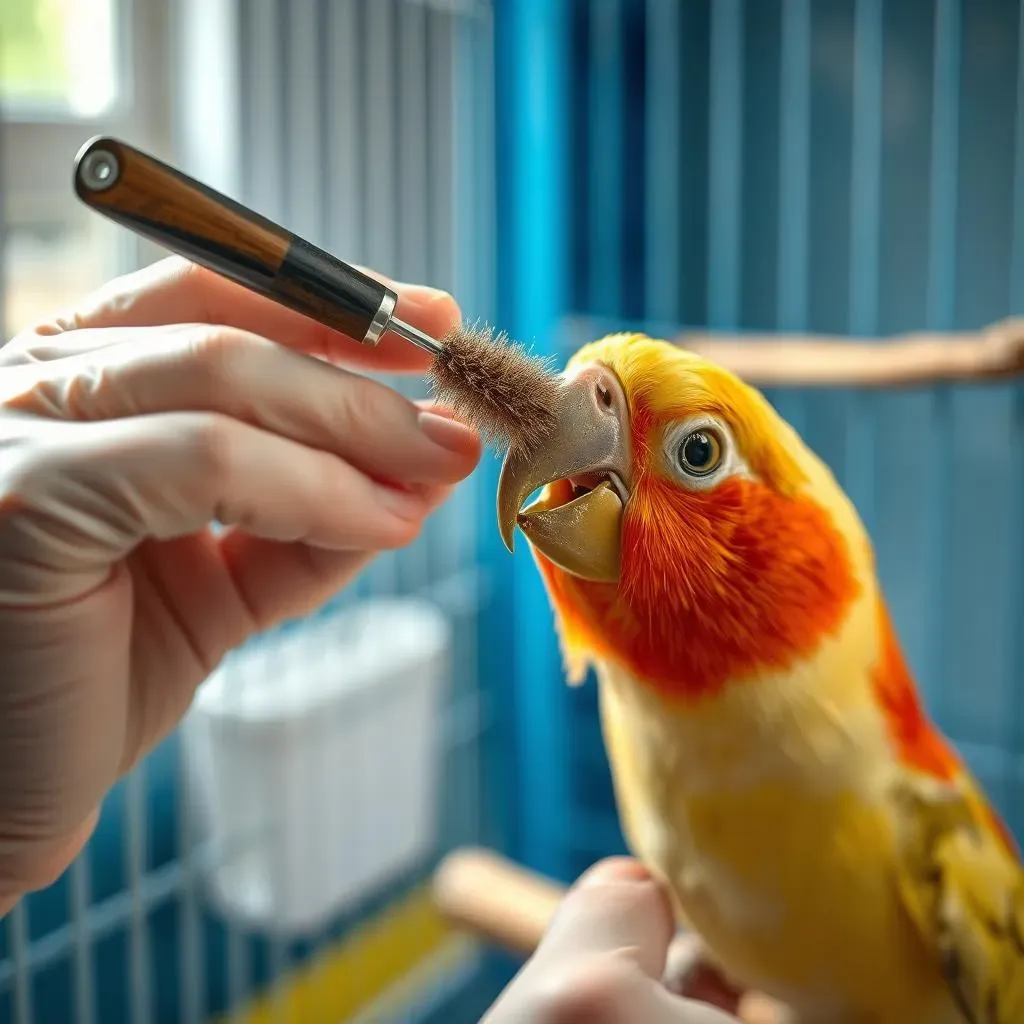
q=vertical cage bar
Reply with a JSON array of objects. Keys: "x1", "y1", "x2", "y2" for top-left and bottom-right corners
[
  {"x1": 844, "y1": 0, "x2": 884, "y2": 535},
  {"x1": 588, "y1": 0, "x2": 624, "y2": 316},
  {"x1": 1006, "y1": 384, "x2": 1024, "y2": 829},
  {"x1": 125, "y1": 770, "x2": 152, "y2": 1024},
  {"x1": 326, "y1": 0, "x2": 363, "y2": 260},
  {"x1": 222, "y1": 653, "x2": 255, "y2": 1015},
  {"x1": 452, "y1": 2, "x2": 485, "y2": 851},
  {"x1": 365, "y1": 0, "x2": 400, "y2": 598},
  {"x1": 849, "y1": 0, "x2": 883, "y2": 336},
  {"x1": 424, "y1": 0, "x2": 457, "y2": 595},
  {"x1": 643, "y1": 0, "x2": 682, "y2": 323},
  {"x1": 225, "y1": 912, "x2": 248, "y2": 1017},
  {"x1": 707, "y1": 0, "x2": 744, "y2": 328},
  {"x1": 267, "y1": 643, "x2": 290, "y2": 1023},
  {"x1": 395, "y1": 0, "x2": 431, "y2": 594},
  {"x1": 473, "y1": 0, "x2": 513, "y2": 857},
  {"x1": 496, "y1": 0, "x2": 570, "y2": 878},
  {"x1": 284, "y1": 0, "x2": 324, "y2": 242},
  {"x1": 177, "y1": 755, "x2": 203, "y2": 1024},
  {"x1": 473, "y1": 0, "x2": 497, "y2": 848},
  {"x1": 69, "y1": 856, "x2": 95, "y2": 1024},
  {"x1": 1015, "y1": 0, "x2": 1024, "y2": 308},
  {"x1": 775, "y1": 0, "x2": 811, "y2": 435},
  {"x1": 243, "y1": 0, "x2": 286, "y2": 220},
  {"x1": 398, "y1": 0, "x2": 429, "y2": 288},
  {"x1": 924, "y1": 0, "x2": 961, "y2": 713},
  {"x1": 477, "y1": 2, "x2": 498, "y2": 328},
  {"x1": 428, "y1": 3, "x2": 455, "y2": 298},
  {"x1": 928, "y1": 0, "x2": 961, "y2": 330},
  {"x1": 449, "y1": 0, "x2": 471, "y2": 850},
  {"x1": 777, "y1": 0, "x2": 810, "y2": 333},
  {"x1": 1007, "y1": 0, "x2": 1024, "y2": 830},
  {"x1": 365, "y1": 0, "x2": 399, "y2": 276},
  {"x1": 8, "y1": 902, "x2": 32, "y2": 1024}
]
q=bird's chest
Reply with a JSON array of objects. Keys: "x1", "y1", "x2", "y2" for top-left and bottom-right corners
[
  {"x1": 595, "y1": 667, "x2": 948, "y2": 1018},
  {"x1": 604, "y1": 695, "x2": 888, "y2": 942}
]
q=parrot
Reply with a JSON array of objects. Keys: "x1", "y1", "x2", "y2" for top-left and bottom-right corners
[{"x1": 495, "y1": 333, "x2": 1024, "y2": 1024}]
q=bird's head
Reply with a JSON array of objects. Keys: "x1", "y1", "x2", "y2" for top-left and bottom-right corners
[{"x1": 497, "y1": 334, "x2": 873, "y2": 701}]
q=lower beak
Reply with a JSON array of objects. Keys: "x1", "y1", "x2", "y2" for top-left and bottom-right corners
[{"x1": 496, "y1": 364, "x2": 630, "y2": 583}]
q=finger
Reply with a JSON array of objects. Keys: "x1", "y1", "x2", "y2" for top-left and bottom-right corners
[
  {"x1": 533, "y1": 958, "x2": 743, "y2": 1024},
  {"x1": 7, "y1": 325, "x2": 482, "y2": 487},
  {"x1": 215, "y1": 483, "x2": 454, "y2": 629},
  {"x1": 0, "y1": 324, "x2": 135, "y2": 368},
  {"x1": 30, "y1": 255, "x2": 459, "y2": 372},
  {"x1": 0, "y1": 412, "x2": 437, "y2": 606},
  {"x1": 540, "y1": 859, "x2": 676, "y2": 981},
  {"x1": 664, "y1": 933, "x2": 744, "y2": 1009}
]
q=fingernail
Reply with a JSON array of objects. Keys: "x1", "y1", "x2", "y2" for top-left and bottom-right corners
[
  {"x1": 398, "y1": 283, "x2": 453, "y2": 307},
  {"x1": 578, "y1": 858, "x2": 653, "y2": 888},
  {"x1": 418, "y1": 410, "x2": 479, "y2": 455}
]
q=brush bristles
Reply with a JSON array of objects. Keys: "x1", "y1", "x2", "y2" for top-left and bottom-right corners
[{"x1": 428, "y1": 321, "x2": 560, "y2": 452}]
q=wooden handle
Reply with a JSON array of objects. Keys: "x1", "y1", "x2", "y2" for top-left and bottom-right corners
[
  {"x1": 72, "y1": 136, "x2": 393, "y2": 342},
  {"x1": 433, "y1": 847, "x2": 786, "y2": 1024},
  {"x1": 678, "y1": 321, "x2": 1024, "y2": 387}
]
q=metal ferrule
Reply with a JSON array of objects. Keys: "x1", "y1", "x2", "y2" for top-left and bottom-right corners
[{"x1": 364, "y1": 290, "x2": 398, "y2": 346}]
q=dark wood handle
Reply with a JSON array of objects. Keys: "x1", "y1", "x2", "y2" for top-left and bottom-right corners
[{"x1": 73, "y1": 136, "x2": 393, "y2": 342}]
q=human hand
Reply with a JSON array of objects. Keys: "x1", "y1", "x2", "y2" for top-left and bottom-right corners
[
  {"x1": 480, "y1": 859, "x2": 741, "y2": 1023},
  {"x1": 0, "y1": 257, "x2": 481, "y2": 911}
]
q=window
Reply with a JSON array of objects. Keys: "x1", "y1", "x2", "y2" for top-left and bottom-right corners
[
  {"x1": 1, "y1": 0, "x2": 119, "y2": 117},
  {"x1": 1, "y1": 0, "x2": 173, "y2": 338}
]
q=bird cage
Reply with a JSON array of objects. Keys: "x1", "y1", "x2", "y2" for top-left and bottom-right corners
[{"x1": 3, "y1": 1, "x2": 1024, "y2": 1023}]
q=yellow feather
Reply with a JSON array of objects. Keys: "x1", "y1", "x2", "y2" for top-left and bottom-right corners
[{"x1": 595, "y1": 609, "x2": 962, "y2": 1023}]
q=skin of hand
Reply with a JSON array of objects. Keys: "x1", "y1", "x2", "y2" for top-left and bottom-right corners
[
  {"x1": 481, "y1": 859, "x2": 740, "y2": 1024},
  {"x1": 0, "y1": 257, "x2": 482, "y2": 913}
]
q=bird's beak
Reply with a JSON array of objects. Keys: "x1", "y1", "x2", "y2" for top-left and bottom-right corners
[{"x1": 496, "y1": 363, "x2": 631, "y2": 583}]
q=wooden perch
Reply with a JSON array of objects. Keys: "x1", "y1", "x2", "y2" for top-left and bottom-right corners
[
  {"x1": 674, "y1": 317, "x2": 1024, "y2": 388},
  {"x1": 433, "y1": 846, "x2": 786, "y2": 1024}
]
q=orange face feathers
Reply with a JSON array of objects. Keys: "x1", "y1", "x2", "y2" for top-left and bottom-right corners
[{"x1": 535, "y1": 334, "x2": 865, "y2": 701}]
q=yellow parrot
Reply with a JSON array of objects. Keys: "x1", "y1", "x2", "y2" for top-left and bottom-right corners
[{"x1": 495, "y1": 333, "x2": 1024, "y2": 1024}]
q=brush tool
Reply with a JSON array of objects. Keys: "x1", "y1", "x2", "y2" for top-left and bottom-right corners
[{"x1": 72, "y1": 136, "x2": 558, "y2": 452}]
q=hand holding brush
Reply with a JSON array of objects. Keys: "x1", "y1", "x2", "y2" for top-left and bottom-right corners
[
  {"x1": 73, "y1": 136, "x2": 560, "y2": 452},
  {"x1": 0, "y1": 134, "x2": 563, "y2": 915},
  {"x1": 0, "y1": 247, "x2": 483, "y2": 915}
]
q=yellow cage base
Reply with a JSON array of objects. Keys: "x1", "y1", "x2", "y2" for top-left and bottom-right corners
[{"x1": 219, "y1": 885, "x2": 476, "y2": 1024}]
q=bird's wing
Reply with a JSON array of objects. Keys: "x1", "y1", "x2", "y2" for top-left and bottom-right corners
[{"x1": 890, "y1": 768, "x2": 1024, "y2": 1024}]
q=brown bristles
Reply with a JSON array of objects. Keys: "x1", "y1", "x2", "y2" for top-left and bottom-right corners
[{"x1": 428, "y1": 321, "x2": 560, "y2": 453}]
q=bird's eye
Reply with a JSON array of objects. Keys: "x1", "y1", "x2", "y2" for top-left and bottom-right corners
[{"x1": 677, "y1": 429, "x2": 723, "y2": 477}]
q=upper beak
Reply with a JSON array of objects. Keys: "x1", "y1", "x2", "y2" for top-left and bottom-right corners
[{"x1": 496, "y1": 363, "x2": 631, "y2": 583}]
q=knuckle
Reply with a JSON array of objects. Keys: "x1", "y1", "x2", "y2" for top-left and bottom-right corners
[
  {"x1": 338, "y1": 377, "x2": 410, "y2": 435},
  {"x1": 184, "y1": 325, "x2": 263, "y2": 382},
  {"x1": 172, "y1": 255, "x2": 216, "y2": 299},
  {"x1": 175, "y1": 254, "x2": 206, "y2": 283},
  {"x1": 186, "y1": 413, "x2": 239, "y2": 478},
  {"x1": 534, "y1": 958, "x2": 634, "y2": 1024}
]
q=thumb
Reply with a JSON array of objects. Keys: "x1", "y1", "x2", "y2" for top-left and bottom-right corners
[{"x1": 539, "y1": 858, "x2": 677, "y2": 981}]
